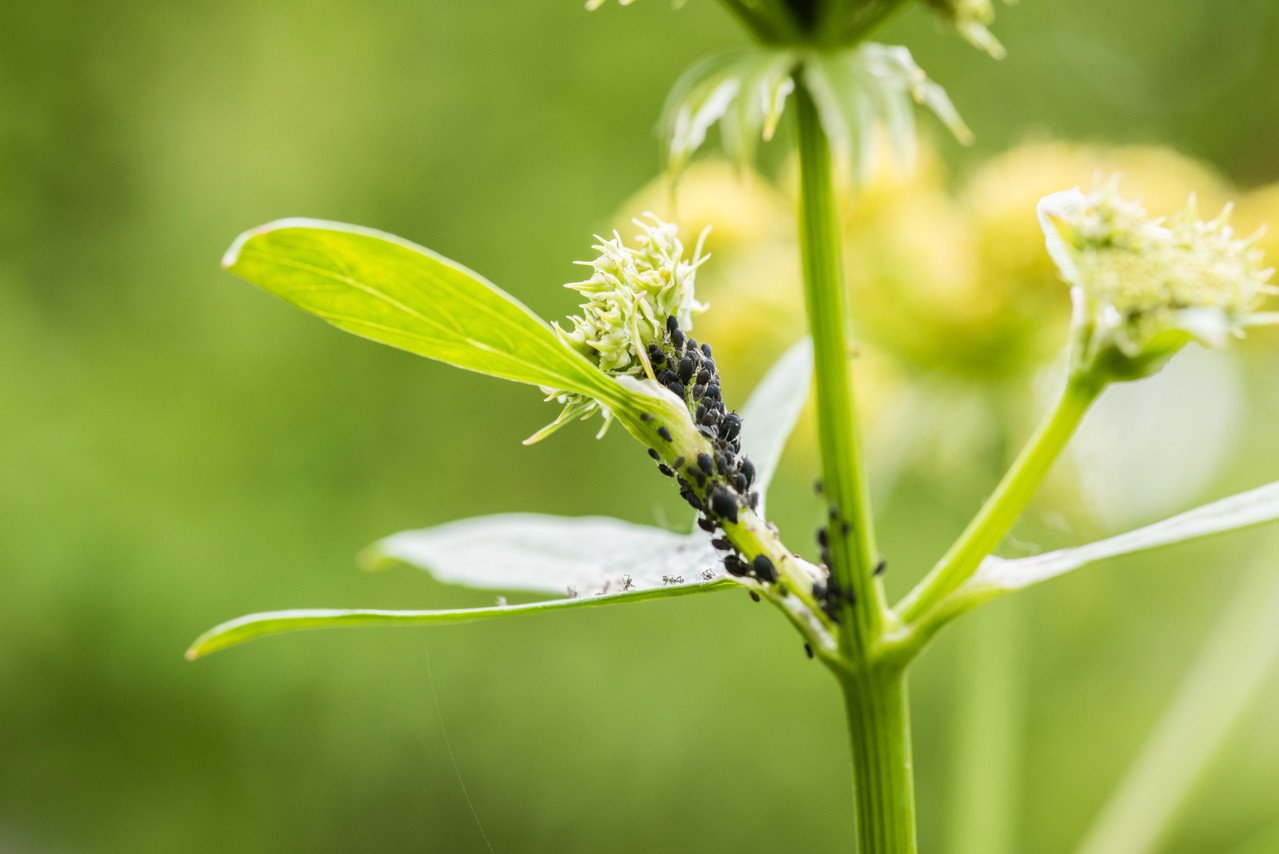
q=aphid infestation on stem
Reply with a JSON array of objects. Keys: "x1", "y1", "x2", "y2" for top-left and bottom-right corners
[{"x1": 190, "y1": 1, "x2": 1279, "y2": 852}]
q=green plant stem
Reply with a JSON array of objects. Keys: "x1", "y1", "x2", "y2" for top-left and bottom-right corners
[
  {"x1": 897, "y1": 373, "x2": 1101, "y2": 626},
  {"x1": 796, "y1": 83, "x2": 913, "y2": 853},
  {"x1": 1076, "y1": 558, "x2": 1279, "y2": 854},
  {"x1": 795, "y1": 84, "x2": 887, "y2": 653},
  {"x1": 843, "y1": 667, "x2": 919, "y2": 854},
  {"x1": 946, "y1": 604, "x2": 1024, "y2": 854}
]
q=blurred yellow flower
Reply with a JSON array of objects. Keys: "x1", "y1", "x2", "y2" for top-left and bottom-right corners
[{"x1": 612, "y1": 140, "x2": 1275, "y2": 513}]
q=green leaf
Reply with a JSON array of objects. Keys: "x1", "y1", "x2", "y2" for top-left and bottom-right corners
[
  {"x1": 737, "y1": 337, "x2": 812, "y2": 515},
  {"x1": 957, "y1": 479, "x2": 1279, "y2": 607},
  {"x1": 223, "y1": 219, "x2": 620, "y2": 406},
  {"x1": 364, "y1": 513, "x2": 722, "y2": 597},
  {"x1": 186, "y1": 578, "x2": 738, "y2": 660}
]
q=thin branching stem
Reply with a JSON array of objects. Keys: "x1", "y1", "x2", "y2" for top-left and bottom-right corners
[{"x1": 897, "y1": 372, "x2": 1102, "y2": 627}]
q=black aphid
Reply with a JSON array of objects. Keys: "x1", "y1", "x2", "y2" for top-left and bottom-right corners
[
  {"x1": 700, "y1": 342, "x2": 712, "y2": 357},
  {"x1": 752, "y1": 554, "x2": 777, "y2": 583},
  {"x1": 687, "y1": 338, "x2": 698, "y2": 353},
  {"x1": 710, "y1": 488, "x2": 738, "y2": 523},
  {"x1": 696, "y1": 516, "x2": 716, "y2": 533},
  {"x1": 658, "y1": 464, "x2": 674, "y2": 477},
  {"x1": 697, "y1": 453, "x2": 714, "y2": 476},
  {"x1": 671, "y1": 327, "x2": 685, "y2": 349},
  {"x1": 724, "y1": 555, "x2": 750, "y2": 577},
  {"x1": 733, "y1": 473, "x2": 748, "y2": 493},
  {"x1": 711, "y1": 537, "x2": 732, "y2": 551},
  {"x1": 714, "y1": 452, "x2": 730, "y2": 475},
  {"x1": 814, "y1": 478, "x2": 824, "y2": 494},
  {"x1": 696, "y1": 368, "x2": 712, "y2": 385},
  {"x1": 817, "y1": 528, "x2": 828, "y2": 547},
  {"x1": 640, "y1": 412, "x2": 654, "y2": 422},
  {"x1": 749, "y1": 591, "x2": 761, "y2": 602},
  {"x1": 721, "y1": 412, "x2": 741, "y2": 441},
  {"x1": 672, "y1": 455, "x2": 685, "y2": 468},
  {"x1": 657, "y1": 426, "x2": 673, "y2": 442},
  {"x1": 666, "y1": 315, "x2": 679, "y2": 336},
  {"x1": 678, "y1": 357, "x2": 694, "y2": 383},
  {"x1": 804, "y1": 643, "x2": 814, "y2": 659},
  {"x1": 740, "y1": 459, "x2": 755, "y2": 485},
  {"x1": 874, "y1": 558, "x2": 886, "y2": 576},
  {"x1": 664, "y1": 379, "x2": 685, "y2": 399},
  {"x1": 692, "y1": 383, "x2": 707, "y2": 399},
  {"x1": 647, "y1": 448, "x2": 660, "y2": 460}
]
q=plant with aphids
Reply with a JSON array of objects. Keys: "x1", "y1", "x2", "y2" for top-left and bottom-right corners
[{"x1": 189, "y1": 1, "x2": 1279, "y2": 850}]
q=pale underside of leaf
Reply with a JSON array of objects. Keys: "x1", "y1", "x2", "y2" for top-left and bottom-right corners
[
  {"x1": 802, "y1": 45, "x2": 971, "y2": 183},
  {"x1": 186, "y1": 578, "x2": 739, "y2": 659},
  {"x1": 365, "y1": 513, "x2": 723, "y2": 598},
  {"x1": 735, "y1": 337, "x2": 812, "y2": 517},
  {"x1": 660, "y1": 49, "x2": 797, "y2": 173},
  {"x1": 960, "y1": 479, "x2": 1279, "y2": 606}
]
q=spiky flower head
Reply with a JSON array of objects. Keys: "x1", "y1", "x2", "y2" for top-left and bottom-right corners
[
  {"x1": 1039, "y1": 180, "x2": 1275, "y2": 382},
  {"x1": 558, "y1": 214, "x2": 708, "y2": 375},
  {"x1": 532, "y1": 215, "x2": 709, "y2": 442}
]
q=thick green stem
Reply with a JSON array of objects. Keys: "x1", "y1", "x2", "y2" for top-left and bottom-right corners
[
  {"x1": 897, "y1": 373, "x2": 1101, "y2": 626},
  {"x1": 842, "y1": 668, "x2": 918, "y2": 854},
  {"x1": 795, "y1": 85, "x2": 888, "y2": 654},
  {"x1": 797, "y1": 84, "x2": 912, "y2": 853}
]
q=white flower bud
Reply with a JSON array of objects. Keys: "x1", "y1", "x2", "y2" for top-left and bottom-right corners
[
  {"x1": 557, "y1": 213, "x2": 708, "y2": 376},
  {"x1": 1039, "y1": 181, "x2": 1275, "y2": 382},
  {"x1": 531, "y1": 215, "x2": 709, "y2": 442}
]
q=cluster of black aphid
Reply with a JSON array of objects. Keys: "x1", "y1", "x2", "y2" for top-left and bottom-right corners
[
  {"x1": 640, "y1": 315, "x2": 777, "y2": 586},
  {"x1": 811, "y1": 482, "x2": 888, "y2": 622}
]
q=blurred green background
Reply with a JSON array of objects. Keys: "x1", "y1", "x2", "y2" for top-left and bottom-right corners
[{"x1": 3, "y1": 1, "x2": 1279, "y2": 852}]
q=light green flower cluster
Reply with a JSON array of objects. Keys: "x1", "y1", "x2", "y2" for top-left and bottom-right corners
[
  {"x1": 558, "y1": 214, "x2": 708, "y2": 374},
  {"x1": 1039, "y1": 182, "x2": 1275, "y2": 381},
  {"x1": 532, "y1": 215, "x2": 708, "y2": 442}
]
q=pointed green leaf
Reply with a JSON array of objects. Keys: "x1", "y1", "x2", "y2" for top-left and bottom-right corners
[
  {"x1": 364, "y1": 513, "x2": 723, "y2": 597},
  {"x1": 738, "y1": 338, "x2": 812, "y2": 515},
  {"x1": 223, "y1": 219, "x2": 619, "y2": 404},
  {"x1": 187, "y1": 578, "x2": 739, "y2": 659}
]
